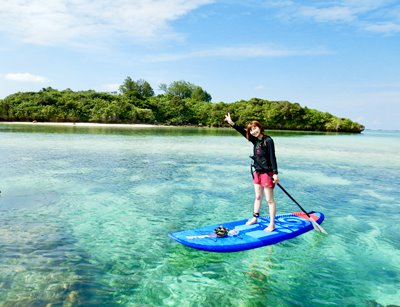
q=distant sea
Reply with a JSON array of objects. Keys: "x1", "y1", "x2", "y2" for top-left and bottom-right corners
[{"x1": 0, "y1": 123, "x2": 399, "y2": 306}]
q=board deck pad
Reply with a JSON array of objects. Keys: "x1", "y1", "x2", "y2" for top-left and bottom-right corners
[{"x1": 169, "y1": 212, "x2": 325, "y2": 252}]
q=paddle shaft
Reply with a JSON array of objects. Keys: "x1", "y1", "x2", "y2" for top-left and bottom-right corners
[
  {"x1": 275, "y1": 182, "x2": 311, "y2": 218},
  {"x1": 270, "y1": 175, "x2": 328, "y2": 234}
]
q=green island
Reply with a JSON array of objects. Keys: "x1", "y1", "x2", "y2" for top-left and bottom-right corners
[{"x1": 0, "y1": 77, "x2": 364, "y2": 133}]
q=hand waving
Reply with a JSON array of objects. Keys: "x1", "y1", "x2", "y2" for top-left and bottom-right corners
[{"x1": 224, "y1": 113, "x2": 234, "y2": 125}]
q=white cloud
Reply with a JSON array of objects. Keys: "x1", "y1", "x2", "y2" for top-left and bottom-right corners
[
  {"x1": 0, "y1": 0, "x2": 214, "y2": 46},
  {"x1": 5, "y1": 73, "x2": 48, "y2": 83},
  {"x1": 147, "y1": 44, "x2": 331, "y2": 61},
  {"x1": 299, "y1": 6, "x2": 355, "y2": 22},
  {"x1": 364, "y1": 22, "x2": 400, "y2": 33},
  {"x1": 266, "y1": 1, "x2": 400, "y2": 34}
]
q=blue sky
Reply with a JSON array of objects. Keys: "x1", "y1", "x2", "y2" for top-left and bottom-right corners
[{"x1": 1, "y1": 1, "x2": 399, "y2": 130}]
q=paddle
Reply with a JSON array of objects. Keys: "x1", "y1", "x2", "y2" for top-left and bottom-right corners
[
  {"x1": 250, "y1": 156, "x2": 327, "y2": 234},
  {"x1": 273, "y1": 180, "x2": 328, "y2": 234}
]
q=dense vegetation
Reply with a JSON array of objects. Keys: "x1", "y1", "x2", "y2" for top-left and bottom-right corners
[{"x1": 0, "y1": 77, "x2": 364, "y2": 132}]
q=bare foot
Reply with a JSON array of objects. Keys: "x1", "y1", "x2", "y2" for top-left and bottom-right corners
[
  {"x1": 263, "y1": 224, "x2": 275, "y2": 232},
  {"x1": 245, "y1": 217, "x2": 258, "y2": 225}
]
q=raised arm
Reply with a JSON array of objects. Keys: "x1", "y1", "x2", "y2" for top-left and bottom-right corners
[{"x1": 224, "y1": 113, "x2": 247, "y2": 139}]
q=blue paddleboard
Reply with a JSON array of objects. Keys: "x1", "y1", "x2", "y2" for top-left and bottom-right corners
[{"x1": 169, "y1": 211, "x2": 325, "y2": 252}]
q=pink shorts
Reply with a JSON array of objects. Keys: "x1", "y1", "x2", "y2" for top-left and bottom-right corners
[{"x1": 253, "y1": 171, "x2": 275, "y2": 188}]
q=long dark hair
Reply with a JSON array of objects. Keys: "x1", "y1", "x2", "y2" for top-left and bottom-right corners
[{"x1": 246, "y1": 121, "x2": 264, "y2": 140}]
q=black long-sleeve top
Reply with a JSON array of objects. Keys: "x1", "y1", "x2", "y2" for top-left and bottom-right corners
[{"x1": 232, "y1": 123, "x2": 278, "y2": 174}]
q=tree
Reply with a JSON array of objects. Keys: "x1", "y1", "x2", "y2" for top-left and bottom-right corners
[
  {"x1": 192, "y1": 86, "x2": 212, "y2": 102},
  {"x1": 158, "y1": 83, "x2": 168, "y2": 94},
  {"x1": 160, "y1": 81, "x2": 212, "y2": 102},
  {"x1": 139, "y1": 80, "x2": 154, "y2": 98},
  {"x1": 119, "y1": 76, "x2": 138, "y2": 94},
  {"x1": 167, "y1": 81, "x2": 193, "y2": 99},
  {"x1": 0, "y1": 98, "x2": 9, "y2": 120},
  {"x1": 119, "y1": 76, "x2": 154, "y2": 99}
]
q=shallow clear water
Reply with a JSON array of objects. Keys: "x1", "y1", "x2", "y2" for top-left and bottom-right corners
[{"x1": 0, "y1": 124, "x2": 399, "y2": 306}]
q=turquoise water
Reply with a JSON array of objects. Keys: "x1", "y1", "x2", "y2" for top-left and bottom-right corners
[{"x1": 0, "y1": 124, "x2": 399, "y2": 306}]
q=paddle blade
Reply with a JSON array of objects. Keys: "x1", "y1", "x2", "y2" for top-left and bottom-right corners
[{"x1": 310, "y1": 218, "x2": 328, "y2": 234}]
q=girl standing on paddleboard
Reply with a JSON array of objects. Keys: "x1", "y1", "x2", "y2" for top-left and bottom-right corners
[{"x1": 224, "y1": 113, "x2": 279, "y2": 232}]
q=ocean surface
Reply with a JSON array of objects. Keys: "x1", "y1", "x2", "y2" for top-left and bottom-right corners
[{"x1": 0, "y1": 123, "x2": 399, "y2": 306}]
